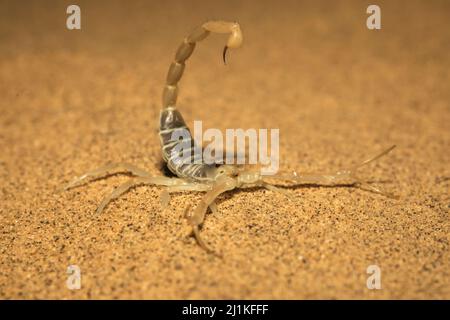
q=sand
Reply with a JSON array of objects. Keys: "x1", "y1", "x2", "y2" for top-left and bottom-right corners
[{"x1": 0, "y1": 0, "x2": 448, "y2": 299}]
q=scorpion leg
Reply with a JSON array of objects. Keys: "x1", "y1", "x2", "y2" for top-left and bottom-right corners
[
  {"x1": 95, "y1": 176, "x2": 192, "y2": 215},
  {"x1": 160, "y1": 184, "x2": 218, "y2": 214},
  {"x1": 208, "y1": 201, "x2": 218, "y2": 214},
  {"x1": 159, "y1": 183, "x2": 213, "y2": 209},
  {"x1": 160, "y1": 189, "x2": 171, "y2": 209},
  {"x1": 266, "y1": 145, "x2": 397, "y2": 198},
  {"x1": 263, "y1": 184, "x2": 295, "y2": 201},
  {"x1": 64, "y1": 162, "x2": 151, "y2": 190},
  {"x1": 184, "y1": 179, "x2": 236, "y2": 256}
]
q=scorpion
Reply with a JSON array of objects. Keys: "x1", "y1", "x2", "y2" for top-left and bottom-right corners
[{"x1": 64, "y1": 20, "x2": 396, "y2": 256}]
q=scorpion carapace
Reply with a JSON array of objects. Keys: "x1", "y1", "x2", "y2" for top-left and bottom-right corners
[{"x1": 64, "y1": 20, "x2": 396, "y2": 257}]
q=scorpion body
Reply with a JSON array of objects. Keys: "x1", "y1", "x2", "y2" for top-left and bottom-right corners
[{"x1": 64, "y1": 20, "x2": 396, "y2": 256}]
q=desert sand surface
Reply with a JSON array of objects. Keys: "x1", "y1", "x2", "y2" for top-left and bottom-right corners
[{"x1": 0, "y1": 0, "x2": 448, "y2": 299}]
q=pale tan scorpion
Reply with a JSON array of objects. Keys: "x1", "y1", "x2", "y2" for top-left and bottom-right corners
[{"x1": 64, "y1": 20, "x2": 396, "y2": 256}]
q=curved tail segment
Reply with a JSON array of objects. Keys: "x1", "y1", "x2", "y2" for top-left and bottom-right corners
[
  {"x1": 159, "y1": 21, "x2": 243, "y2": 180},
  {"x1": 161, "y1": 20, "x2": 243, "y2": 110}
]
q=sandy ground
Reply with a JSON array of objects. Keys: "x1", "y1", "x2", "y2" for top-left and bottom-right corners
[{"x1": 0, "y1": 0, "x2": 448, "y2": 299}]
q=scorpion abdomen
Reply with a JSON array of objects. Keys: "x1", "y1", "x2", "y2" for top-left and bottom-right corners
[{"x1": 159, "y1": 107, "x2": 214, "y2": 181}]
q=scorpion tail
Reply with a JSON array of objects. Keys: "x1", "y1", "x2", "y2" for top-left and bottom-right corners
[
  {"x1": 159, "y1": 21, "x2": 243, "y2": 178},
  {"x1": 161, "y1": 20, "x2": 243, "y2": 110}
]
